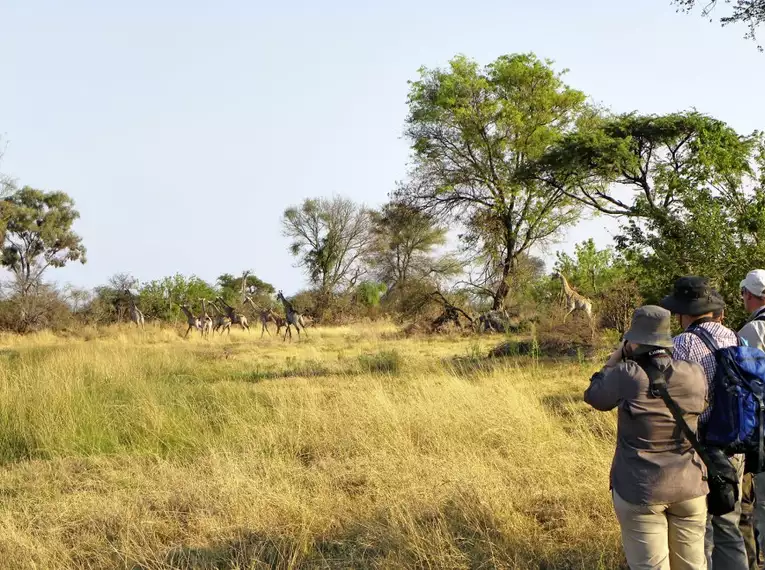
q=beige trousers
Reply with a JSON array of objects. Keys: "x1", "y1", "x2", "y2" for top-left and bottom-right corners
[{"x1": 613, "y1": 490, "x2": 708, "y2": 570}]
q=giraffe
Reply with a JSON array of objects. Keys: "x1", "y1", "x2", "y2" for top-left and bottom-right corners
[
  {"x1": 243, "y1": 296, "x2": 280, "y2": 338},
  {"x1": 178, "y1": 303, "x2": 202, "y2": 338},
  {"x1": 276, "y1": 290, "x2": 307, "y2": 342},
  {"x1": 209, "y1": 299, "x2": 232, "y2": 336},
  {"x1": 123, "y1": 289, "x2": 145, "y2": 329},
  {"x1": 199, "y1": 299, "x2": 214, "y2": 339},
  {"x1": 552, "y1": 272, "x2": 593, "y2": 325},
  {"x1": 270, "y1": 310, "x2": 288, "y2": 336},
  {"x1": 215, "y1": 297, "x2": 250, "y2": 332}
]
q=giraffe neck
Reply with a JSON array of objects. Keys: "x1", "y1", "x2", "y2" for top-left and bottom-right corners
[{"x1": 559, "y1": 275, "x2": 574, "y2": 296}]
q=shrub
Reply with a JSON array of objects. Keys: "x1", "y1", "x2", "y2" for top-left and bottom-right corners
[
  {"x1": 597, "y1": 280, "x2": 643, "y2": 335},
  {"x1": 358, "y1": 350, "x2": 402, "y2": 375}
]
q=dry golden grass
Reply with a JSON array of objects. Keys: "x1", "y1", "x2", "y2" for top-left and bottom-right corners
[{"x1": 0, "y1": 323, "x2": 624, "y2": 569}]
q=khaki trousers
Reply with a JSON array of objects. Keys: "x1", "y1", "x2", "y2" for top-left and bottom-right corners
[{"x1": 613, "y1": 490, "x2": 708, "y2": 570}]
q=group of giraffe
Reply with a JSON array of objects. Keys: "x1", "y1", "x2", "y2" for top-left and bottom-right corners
[
  {"x1": 123, "y1": 289, "x2": 310, "y2": 341},
  {"x1": 122, "y1": 275, "x2": 587, "y2": 339}
]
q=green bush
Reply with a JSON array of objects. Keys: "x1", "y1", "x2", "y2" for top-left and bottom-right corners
[{"x1": 358, "y1": 350, "x2": 402, "y2": 375}]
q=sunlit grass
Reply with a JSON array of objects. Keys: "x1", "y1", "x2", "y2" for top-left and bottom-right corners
[{"x1": 0, "y1": 323, "x2": 623, "y2": 569}]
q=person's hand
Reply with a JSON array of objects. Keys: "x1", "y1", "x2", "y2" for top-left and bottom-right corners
[{"x1": 605, "y1": 344, "x2": 625, "y2": 367}]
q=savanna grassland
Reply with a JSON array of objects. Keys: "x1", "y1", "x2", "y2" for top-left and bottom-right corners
[{"x1": 0, "y1": 323, "x2": 624, "y2": 569}]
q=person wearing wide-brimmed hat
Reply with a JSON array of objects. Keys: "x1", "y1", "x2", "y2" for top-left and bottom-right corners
[
  {"x1": 585, "y1": 305, "x2": 709, "y2": 570},
  {"x1": 661, "y1": 276, "x2": 745, "y2": 570}
]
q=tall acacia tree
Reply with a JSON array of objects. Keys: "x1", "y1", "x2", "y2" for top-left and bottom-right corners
[
  {"x1": 398, "y1": 53, "x2": 588, "y2": 309},
  {"x1": 536, "y1": 112, "x2": 755, "y2": 218}
]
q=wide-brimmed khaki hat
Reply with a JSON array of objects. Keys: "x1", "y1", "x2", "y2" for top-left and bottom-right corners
[{"x1": 623, "y1": 305, "x2": 674, "y2": 349}]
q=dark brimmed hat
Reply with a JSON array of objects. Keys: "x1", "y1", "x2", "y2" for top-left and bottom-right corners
[
  {"x1": 623, "y1": 305, "x2": 674, "y2": 349},
  {"x1": 660, "y1": 276, "x2": 725, "y2": 316}
]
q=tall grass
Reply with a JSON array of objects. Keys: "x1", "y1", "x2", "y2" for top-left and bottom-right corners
[{"x1": 0, "y1": 324, "x2": 623, "y2": 569}]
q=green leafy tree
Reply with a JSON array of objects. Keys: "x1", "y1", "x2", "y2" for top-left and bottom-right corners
[
  {"x1": 617, "y1": 184, "x2": 765, "y2": 327},
  {"x1": 282, "y1": 196, "x2": 371, "y2": 294},
  {"x1": 541, "y1": 111, "x2": 764, "y2": 326},
  {"x1": 553, "y1": 239, "x2": 624, "y2": 297},
  {"x1": 398, "y1": 53, "x2": 588, "y2": 310},
  {"x1": 354, "y1": 281, "x2": 388, "y2": 308},
  {"x1": 216, "y1": 271, "x2": 275, "y2": 307},
  {"x1": 139, "y1": 274, "x2": 217, "y2": 321},
  {"x1": 0, "y1": 187, "x2": 86, "y2": 296},
  {"x1": 537, "y1": 112, "x2": 755, "y2": 218}
]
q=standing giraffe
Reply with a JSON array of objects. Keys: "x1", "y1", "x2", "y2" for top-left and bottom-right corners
[
  {"x1": 199, "y1": 299, "x2": 214, "y2": 339},
  {"x1": 215, "y1": 297, "x2": 250, "y2": 332},
  {"x1": 552, "y1": 272, "x2": 593, "y2": 324},
  {"x1": 276, "y1": 290, "x2": 307, "y2": 342},
  {"x1": 243, "y1": 296, "x2": 281, "y2": 338},
  {"x1": 209, "y1": 299, "x2": 232, "y2": 336},
  {"x1": 123, "y1": 289, "x2": 145, "y2": 329},
  {"x1": 178, "y1": 304, "x2": 202, "y2": 338}
]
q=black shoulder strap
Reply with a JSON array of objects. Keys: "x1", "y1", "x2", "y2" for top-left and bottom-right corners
[
  {"x1": 687, "y1": 324, "x2": 720, "y2": 354},
  {"x1": 642, "y1": 359, "x2": 720, "y2": 478}
]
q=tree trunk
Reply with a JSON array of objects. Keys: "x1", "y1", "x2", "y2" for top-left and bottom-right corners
[{"x1": 492, "y1": 252, "x2": 516, "y2": 311}]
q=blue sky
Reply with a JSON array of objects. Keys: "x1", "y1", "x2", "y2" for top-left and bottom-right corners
[{"x1": 1, "y1": 0, "x2": 763, "y2": 294}]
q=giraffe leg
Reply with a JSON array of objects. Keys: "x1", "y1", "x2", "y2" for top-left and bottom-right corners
[{"x1": 185, "y1": 325, "x2": 192, "y2": 338}]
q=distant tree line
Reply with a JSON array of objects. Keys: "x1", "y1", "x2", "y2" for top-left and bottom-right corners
[{"x1": 1, "y1": 48, "x2": 764, "y2": 332}]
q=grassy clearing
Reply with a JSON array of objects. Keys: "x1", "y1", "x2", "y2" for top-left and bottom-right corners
[{"x1": 0, "y1": 323, "x2": 624, "y2": 569}]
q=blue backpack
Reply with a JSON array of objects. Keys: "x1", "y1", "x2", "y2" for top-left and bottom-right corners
[{"x1": 689, "y1": 325, "x2": 765, "y2": 473}]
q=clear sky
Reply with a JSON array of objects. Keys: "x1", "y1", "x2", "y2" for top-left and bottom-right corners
[{"x1": 1, "y1": 0, "x2": 763, "y2": 294}]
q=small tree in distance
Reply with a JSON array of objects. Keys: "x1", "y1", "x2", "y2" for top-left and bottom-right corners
[
  {"x1": 282, "y1": 196, "x2": 371, "y2": 296},
  {"x1": 0, "y1": 187, "x2": 86, "y2": 331}
]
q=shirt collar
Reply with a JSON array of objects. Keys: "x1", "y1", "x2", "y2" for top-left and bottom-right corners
[{"x1": 751, "y1": 306, "x2": 765, "y2": 321}]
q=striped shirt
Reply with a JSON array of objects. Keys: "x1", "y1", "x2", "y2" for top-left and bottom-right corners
[{"x1": 672, "y1": 321, "x2": 738, "y2": 425}]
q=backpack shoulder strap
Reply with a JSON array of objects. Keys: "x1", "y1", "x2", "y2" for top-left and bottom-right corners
[
  {"x1": 641, "y1": 359, "x2": 719, "y2": 477},
  {"x1": 687, "y1": 325, "x2": 720, "y2": 353}
]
